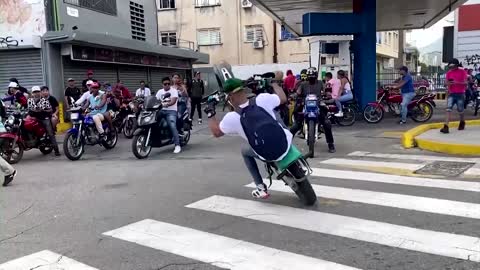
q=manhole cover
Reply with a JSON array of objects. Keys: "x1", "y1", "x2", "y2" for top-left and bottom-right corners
[{"x1": 415, "y1": 161, "x2": 475, "y2": 177}]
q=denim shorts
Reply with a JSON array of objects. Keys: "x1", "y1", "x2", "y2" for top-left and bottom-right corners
[{"x1": 447, "y1": 93, "x2": 465, "y2": 112}]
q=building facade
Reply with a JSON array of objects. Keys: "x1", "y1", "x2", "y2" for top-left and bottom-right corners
[
  {"x1": 376, "y1": 31, "x2": 400, "y2": 73},
  {"x1": 454, "y1": 0, "x2": 480, "y2": 71},
  {"x1": 0, "y1": 0, "x2": 208, "y2": 99}
]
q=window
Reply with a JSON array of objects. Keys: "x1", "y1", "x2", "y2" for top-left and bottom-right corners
[
  {"x1": 130, "y1": 1, "x2": 146, "y2": 41},
  {"x1": 64, "y1": 0, "x2": 117, "y2": 15},
  {"x1": 280, "y1": 26, "x2": 298, "y2": 41},
  {"x1": 195, "y1": 0, "x2": 220, "y2": 7},
  {"x1": 161, "y1": 32, "x2": 177, "y2": 46},
  {"x1": 382, "y1": 32, "x2": 387, "y2": 44},
  {"x1": 388, "y1": 32, "x2": 392, "y2": 45},
  {"x1": 244, "y1": 25, "x2": 264, "y2": 43},
  {"x1": 376, "y1": 32, "x2": 382, "y2": 44},
  {"x1": 197, "y1": 29, "x2": 221, "y2": 45},
  {"x1": 157, "y1": 0, "x2": 175, "y2": 9}
]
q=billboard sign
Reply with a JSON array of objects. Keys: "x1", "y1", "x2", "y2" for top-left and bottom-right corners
[{"x1": 0, "y1": 0, "x2": 46, "y2": 48}]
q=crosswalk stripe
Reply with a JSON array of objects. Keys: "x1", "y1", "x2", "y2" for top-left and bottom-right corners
[
  {"x1": 319, "y1": 158, "x2": 426, "y2": 171},
  {"x1": 103, "y1": 219, "x2": 361, "y2": 270},
  {"x1": 311, "y1": 168, "x2": 480, "y2": 192},
  {"x1": 247, "y1": 181, "x2": 480, "y2": 219},
  {"x1": 348, "y1": 151, "x2": 480, "y2": 163},
  {"x1": 0, "y1": 250, "x2": 99, "y2": 270},
  {"x1": 464, "y1": 163, "x2": 480, "y2": 177},
  {"x1": 186, "y1": 195, "x2": 480, "y2": 262}
]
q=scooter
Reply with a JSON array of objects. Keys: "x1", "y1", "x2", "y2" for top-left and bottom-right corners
[{"x1": 131, "y1": 95, "x2": 191, "y2": 159}]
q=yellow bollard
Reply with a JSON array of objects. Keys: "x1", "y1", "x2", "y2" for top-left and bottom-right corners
[{"x1": 56, "y1": 102, "x2": 72, "y2": 133}]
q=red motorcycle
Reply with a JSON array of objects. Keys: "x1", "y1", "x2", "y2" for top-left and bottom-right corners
[
  {"x1": 363, "y1": 87, "x2": 436, "y2": 124},
  {"x1": 0, "y1": 111, "x2": 55, "y2": 164}
]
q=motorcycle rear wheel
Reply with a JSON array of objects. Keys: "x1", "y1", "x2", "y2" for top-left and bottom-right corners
[
  {"x1": 336, "y1": 106, "x2": 356, "y2": 126},
  {"x1": 411, "y1": 102, "x2": 433, "y2": 123},
  {"x1": 288, "y1": 161, "x2": 317, "y2": 206},
  {"x1": 363, "y1": 105, "x2": 384, "y2": 124},
  {"x1": 132, "y1": 133, "x2": 152, "y2": 159},
  {"x1": 307, "y1": 120, "x2": 316, "y2": 158},
  {"x1": 63, "y1": 133, "x2": 84, "y2": 161},
  {"x1": 1, "y1": 139, "x2": 23, "y2": 164},
  {"x1": 180, "y1": 130, "x2": 191, "y2": 146},
  {"x1": 39, "y1": 145, "x2": 53, "y2": 155}
]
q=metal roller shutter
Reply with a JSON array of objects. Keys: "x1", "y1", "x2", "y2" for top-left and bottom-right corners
[
  {"x1": 0, "y1": 49, "x2": 43, "y2": 93},
  {"x1": 149, "y1": 68, "x2": 173, "y2": 91},
  {"x1": 118, "y1": 67, "x2": 148, "y2": 95},
  {"x1": 62, "y1": 58, "x2": 118, "y2": 88}
]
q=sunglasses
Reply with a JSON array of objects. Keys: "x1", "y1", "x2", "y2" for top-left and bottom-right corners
[{"x1": 163, "y1": 83, "x2": 171, "y2": 86}]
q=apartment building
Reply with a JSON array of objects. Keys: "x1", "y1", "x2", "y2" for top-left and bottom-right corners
[
  {"x1": 376, "y1": 31, "x2": 401, "y2": 73},
  {"x1": 156, "y1": 0, "x2": 310, "y2": 67}
]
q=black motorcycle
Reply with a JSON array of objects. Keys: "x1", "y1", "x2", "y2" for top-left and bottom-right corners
[{"x1": 131, "y1": 95, "x2": 191, "y2": 159}]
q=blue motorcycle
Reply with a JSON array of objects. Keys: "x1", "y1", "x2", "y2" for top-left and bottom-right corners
[
  {"x1": 303, "y1": 94, "x2": 320, "y2": 157},
  {"x1": 63, "y1": 107, "x2": 118, "y2": 161}
]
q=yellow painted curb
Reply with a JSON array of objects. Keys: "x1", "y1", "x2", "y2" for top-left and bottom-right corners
[
  {"x1": 401, "y1": 120, "x2": 480, "y2": 155},
  {"x1": 56, "y1": 122, "x2": 72, "y2": 134}
]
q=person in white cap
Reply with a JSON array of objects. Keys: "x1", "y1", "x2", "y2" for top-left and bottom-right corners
[
  {"x1": 75, "y1": 80, "x2": 95, "y2": 106},
  {"x1": 3, "y1": 82, "x2": 27, "y2": 108},
  {"x1": 27, "y1": 86, "x2": 61, "y2": 156}
]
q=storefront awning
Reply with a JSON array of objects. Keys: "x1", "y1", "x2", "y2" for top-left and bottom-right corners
[{"x1": 42, "y1": 31, "x2": 209, "y2": 64}]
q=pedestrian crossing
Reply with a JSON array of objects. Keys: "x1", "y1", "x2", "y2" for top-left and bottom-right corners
[{"x1": 1, "y1": 151, "x2": 480, "y2": 269}]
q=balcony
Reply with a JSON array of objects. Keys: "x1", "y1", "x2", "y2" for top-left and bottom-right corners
[{"x1": 160, "y1": 38, "x2": 197, "y2": 51}]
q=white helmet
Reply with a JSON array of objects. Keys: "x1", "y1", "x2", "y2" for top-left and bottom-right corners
[{"x1": 8, "y1": 82, "x2": 19, "y2": 88}]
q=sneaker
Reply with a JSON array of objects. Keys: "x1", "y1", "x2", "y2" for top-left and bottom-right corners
[
  {"x1": 334, "y1": 111, "x2": 344, "y2": 117},
  {"x1": 198, "y1": 119, "x2": 202, "y2": 125},
  {"x1": 328, "y1": 144, "x2": 336, "y2": 153},
  {"x1": 3, "y1": 170, "x2": 16, "y2": 186},
  {"x1": 440, "y1": 125, "x2": 450, "y2": 134},
  {"x1": 173, "y1": 145, "x2": 181, "y2": 154},
  {"x1": 399, "y1": 120, "x2": 406, "y2": 125},
  {"x1": 251, "y1": 183, "x2": 270, "y2": 199},
  {"x1": 459, "y1": 121, "x2": 466, "y2": 131}
]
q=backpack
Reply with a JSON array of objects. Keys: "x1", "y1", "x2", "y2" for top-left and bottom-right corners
[{"x1": 237, "y1": 98, "x2": 288, "y2": 161}]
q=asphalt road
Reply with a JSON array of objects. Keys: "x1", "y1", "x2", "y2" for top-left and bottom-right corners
[{"x1": 1, "y1": 109, "x2": 479, "y2": 270}]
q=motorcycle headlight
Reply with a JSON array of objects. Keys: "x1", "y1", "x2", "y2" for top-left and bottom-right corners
[
  {"x1": 139, "y1": 112, "x2": 155, "y2": 125},
  {"x1": 70, "y1": 112, "x2": 80, "y2": 120},
  {"x1": 7, "y1": 116, "x2": 14, "y2": 125}
]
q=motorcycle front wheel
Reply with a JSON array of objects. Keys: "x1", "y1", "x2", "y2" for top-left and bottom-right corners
[
  {"x1": 0, "y1": 138, "x2": 23, "y2": 164},
  {"x1": 39, "y1": 145, "x2": 53, "y2": 155},
  {"x1": 132, "y1": 133, "x2": 152, "y2": 159},
  {"x1": 123, "y1": 118, "x2": 136, "y2": 139},
  {"x1": 363, "y1": 105, "x2": 384, "y2": 124},
  {"x1": 287, "y1": 161, "x2": 317, "y2": 206},
  {"x1": 63, "y1": 132, "x2": 84, "y2": 161},
  {"x1": 410, "y1": 102, "x2": 433, "y2": 122},
  {"x1": 180, "y1": 130, "x2": 191, "y2": 147},
  {"x1": 307, "y1": 120, "x2": 316, "y2": 158}
]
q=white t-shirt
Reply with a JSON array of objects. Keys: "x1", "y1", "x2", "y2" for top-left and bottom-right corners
[
  {"x1": 219, "y1": 93, "x2": 293, "y2": 160},
  {"x1": 156, "y1": 88, "x2": 179, "y2": 111},
  {"x1": 75, "y1": 90, "x2": 105, "y2": 106},
  {"x1": 136, "y1": 88, "x2": 151, "y2": 97}
]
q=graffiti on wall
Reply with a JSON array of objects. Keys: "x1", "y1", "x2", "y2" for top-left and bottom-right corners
[
  {"x1": 0, "y1": 36, "x2": 19, "y2": 48},
  {"x1": 0, "y1": 0, "x2": 46, "y2": 47},
  {"x1": 463, "y1": 54, "x2": 480, "y2": 71}
]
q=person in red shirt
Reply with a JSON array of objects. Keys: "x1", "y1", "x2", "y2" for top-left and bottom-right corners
[
  {"x1": 441, "y1": 58, "x2": 468, "y2": 134},
  {"x1": 283, "y1": 69, "x2": 296, "y2": 93},
  {"x1": 113, "y1": 80, "x2": 133, "y2": 102}
]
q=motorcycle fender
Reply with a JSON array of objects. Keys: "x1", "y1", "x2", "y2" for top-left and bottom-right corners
[
  {"x1": 427, "y1": 100, "x2": 436, "y2": 108},
  {"x1": 66, "y1": 128, "x2": 79, "y2": 135},
  {"x1": 368, "y1": 102, "x2": 384, "y2": 111},
  {"x1": 133, "y1": 128, "x2": 145, "y2": 136},
  {"x1": 0, "y1": 133, "x2": 19, "y2": 140}
]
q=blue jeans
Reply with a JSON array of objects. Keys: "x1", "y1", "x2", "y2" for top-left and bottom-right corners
[
  {"x1": 161, "y1": 110, "x2": 180, "y2": 146},
  {"x1": 447, "y1": 93, "x2": 465, "y2": 113},
  {"x1": 401, "y1": 92, "x2": 415, "y2": 122},
  {"x1": 241, "y1": 145, "x2": 264, "y2": 186},
  {"x1": 335, "y1": 92, "x2": 354, "y2": 112}
]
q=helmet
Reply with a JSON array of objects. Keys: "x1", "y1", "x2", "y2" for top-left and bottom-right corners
[
  {"x1": 306, "y1": 67, "x2": 318, "y2": 78},
  {"x1": 8, "y1": 82, "x2": 19, "y2": 88}
]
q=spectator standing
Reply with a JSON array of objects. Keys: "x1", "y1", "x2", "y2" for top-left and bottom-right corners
[
  {"x1": 41, "y1": 86, "x2": 59, "y2": 129},
  {"x1": 81, "y1": 70, "x2": 97, "y2": 91},
  {"x1": 283, "y1": 70, "x2": 296, "y2": 93},
  {"x1": 64, "y1": 78, "x2": 81, "y2": 110},
  {"x1": 135, "y1": 80, "x2": 151, "y2": 97},
  {"x1": 190, "y1": 71, "x2": 205, "y2": 124},
  {"x1": 441, "y1": 58, "x2": 468, "y2": 134}
]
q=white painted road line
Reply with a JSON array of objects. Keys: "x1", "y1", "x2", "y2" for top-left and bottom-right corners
[
  {"x1": 0, "y1": 250, "x2": 99, "y2": 270},
  {"x1": 247, "y1": 181, "x2": 480, "y2": 219},
  {"x1": 320, "y1": 158, "x2": 426, "y2": 171},
  {"x1": 348, "y1": 151, "x2": 480, "y2": 163},
  {"x1": 186, "y1": 196, "x2": 480, "y2": 262},
  {"x1": 311, "y1": 168, "x2": 480, "y2": 193},
  {"x1": 103, "y1": 219, "x2": 361, "y2": 270},
  {"x1": 464, "y1": 163, "x2": 480, "y2": 177}
]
